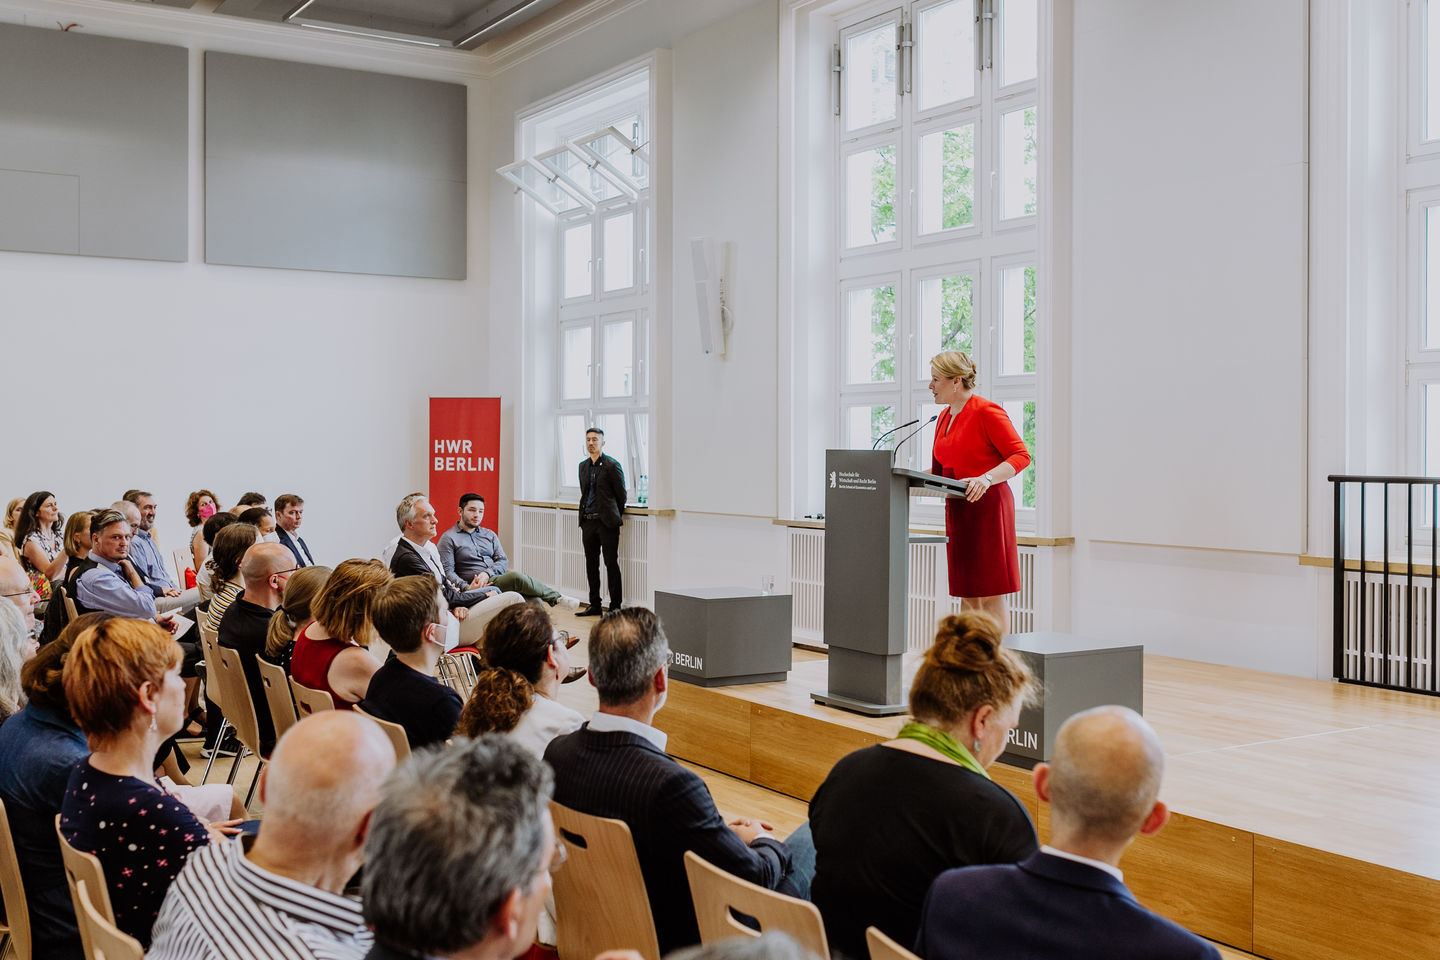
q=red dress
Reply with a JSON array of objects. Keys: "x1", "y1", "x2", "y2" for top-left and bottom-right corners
[
  {"x1": 931, "y1": 396, "x2": 1031, "y2": 598},
  {"x1": 288, "y1": 623, "x2": 357, "y2": 710}
]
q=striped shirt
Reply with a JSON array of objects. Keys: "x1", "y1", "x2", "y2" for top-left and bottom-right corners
[{"x1": 147, "y1": 835, "x2": 371, "y2": 960}]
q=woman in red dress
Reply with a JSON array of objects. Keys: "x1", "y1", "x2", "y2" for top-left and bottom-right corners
[{"x1": 929, "y1": 350, "x2": 1031, "y2": 633}]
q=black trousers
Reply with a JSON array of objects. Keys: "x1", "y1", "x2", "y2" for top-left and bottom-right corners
[{"x1": 581, "y1": 519, "x2": 622, "y2": 609}]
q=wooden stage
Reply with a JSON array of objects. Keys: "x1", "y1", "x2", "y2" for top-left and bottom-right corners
[{"x1": 643, "y1": 649, "x2": 1440, "y2": 960}]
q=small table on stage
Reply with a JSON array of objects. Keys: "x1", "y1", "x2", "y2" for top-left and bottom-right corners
[{"x1": 654, "y1": 587, "x2": 793, "y2": 687}]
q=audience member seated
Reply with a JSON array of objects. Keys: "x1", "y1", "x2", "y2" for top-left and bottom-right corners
[
  {"x1": 807, "y1": 612, "x2": 1038, "y2": 959},
  {"x1": 438, "y1": 493, "x2": 580, "y2": 610},
  {"x1": 37, "y1": 511, "x2": 94, "y2": 645},
  {"x1": 195, "y1": 511, "x2": 237, "y2": 602},
  {"x1": 230, "y1": 491, "x2": 267, "y2": 516},
  {"x1": 15, "y1": 490, "x2": 67, "y2": 602},
  {"x1": 545, "y1": 608, "x2": 797, "y2": 953},
  {"x1": 202, "y1": 523, "x2": 260, "y2": 633},
  {"x1": 275, "y1": 493, "x2": 317, "y2": 567},
  {"x1": 237, "y1": 505, "x2": 278, "y2": 541},
  {"x1": 360, "y1": 575, "x2": 462, "y2": 749},
  {"x1": 71, "y1": 509, "x2": 159, "y2": 619},
  {"x1": 0, "y1": 612, "x2": 114, "y2": 960},
  {"x1": 216, "y1": 542, "x2": 294, "y2": 755},
  {"x1": 185, "y1": 489, "x2": 220, "y2": 575},
  {"x1": 120, "y1": 491, "x2": 200, "y2": 615},
  {"x1": 266, "y1": 565, "x2": 331, "y2": 672},
  {"x1": 0, "y1": 601, "x2": 37, "y2": 723},
  {"x1": 59, "y1": 618, "x2": 240, "y2": 948},
  {"x1": 388, "y1": 495, "x2": 522, "y2": 646},
  {"x1": 361, "y1": 735, "x2": 557, "y2": 960},
  {"x1": 0, "y1": 555, "x2": 40, "y2": 636},
  {"x1": 456, "y1": 603, "x2": 584, "y2": 757},
  {"x1": 0, "y1": 496, "x2": 23, "y2": 557},
  {"x1": 377, "y1": 493, "x2": 424, "y2": 568},
  {"x1": 917, "y1": 706, "x2": 1220, "y2": 960},
  {"x1": 148, "y1": 712, "x2": 395, "y2": 960},
  {"x1": 290, "y1": 558, "x2": 390, "y2": 709}
]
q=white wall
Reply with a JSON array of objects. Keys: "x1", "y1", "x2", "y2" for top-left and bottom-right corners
[{"x1": 0, "y1": 0, "x2": 491, "y2": 563}]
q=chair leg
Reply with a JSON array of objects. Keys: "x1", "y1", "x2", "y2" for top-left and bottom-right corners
[
  {"x1": 244, "y1": 760, "x2": 265, "y2": 809},
  {"x1": 1, "y1": 930, "x2": 12, "y2": 960},
  {"x1": 225, "y1": 744, "x2": 249, "y2": 786},
  {"x1": 201, "y1": 717, "x2": 231, "y2": 783}
]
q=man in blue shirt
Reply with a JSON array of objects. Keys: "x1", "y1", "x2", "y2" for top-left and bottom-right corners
[
  {"x1": 119, "y1": 492, "x2": 199, "y2": 615},
  {"x1": 73, "y1": 510, "x2": 159, "y2": 620},
  {"x1": 436, "y1": 494, "x2": 580, "y2": 611}
]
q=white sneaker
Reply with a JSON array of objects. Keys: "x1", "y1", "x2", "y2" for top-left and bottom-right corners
[{"x1": 559, "y1": 595, "x2": 584, "y2": 610}]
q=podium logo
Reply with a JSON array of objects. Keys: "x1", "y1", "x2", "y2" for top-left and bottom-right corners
[
  {"x1": 829, "y1": 471, "x2": 836, "y2": 488},
  {"x1": 1006, "y1": 728, "x2": 1039, "y2": 751}
]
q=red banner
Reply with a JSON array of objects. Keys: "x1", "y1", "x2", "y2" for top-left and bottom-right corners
[{"x1": 429, "y1": 397, "x2": 501, "y2": 540}]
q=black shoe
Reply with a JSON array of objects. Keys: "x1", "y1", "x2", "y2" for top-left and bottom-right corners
[
  {"x1": 562, "y1": 666, "x2": 588, "y2": 684},
  {"x1": 576, "y1": 605, "x2": 604, "y2": 617},
  {"x1": 609, "y1": 604, "x2": 623, "y2": 613}
]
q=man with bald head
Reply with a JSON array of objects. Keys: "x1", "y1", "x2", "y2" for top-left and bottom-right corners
[
  {"x1": 0, "y1": 555, "x2": 39, "y2": 636},
  {"x1": 916, "y1": 706, "x2": 1219, "y2": 960},
  {"x1": 148, "y1": 712, "x2": 395, "y2": 960},
  {"x1": 216, "y1": 541, "x2": 296, "y2": 754}
]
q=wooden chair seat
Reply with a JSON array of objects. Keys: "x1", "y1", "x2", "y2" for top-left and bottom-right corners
[
  {"x1": 867, "y1": 925, "x2": 921, "y2": 960},
  {"x1": 55, "y1": 815, "x2": 113, "y2": 960},
  {"x1": 549, "y1": 801, "x2": 660, "y2": 960},
  {"x1": 683, "y1": 850, "x2": 828, "y2": 958},
  {"x1": 289, "y1": 677, "x2": 336, "y2": 718},
  {"x1": 74, "y1": 879, "x2": 141, "y2": 960},
  {"x1": 354, "y1": 704, "x2": 411, "y2": 762},
  {"x1": 256, "y1": 656, "x2": 299, "y2": 743}
]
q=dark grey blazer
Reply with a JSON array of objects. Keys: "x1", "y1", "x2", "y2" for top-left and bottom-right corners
[{"x1": 577, "y1": 454, "x2": 627, "y2": 528}]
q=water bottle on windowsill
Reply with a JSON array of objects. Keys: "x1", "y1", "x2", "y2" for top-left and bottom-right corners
[{"x1": 637, "y1": 474, "x2": 648, "y2": 505}]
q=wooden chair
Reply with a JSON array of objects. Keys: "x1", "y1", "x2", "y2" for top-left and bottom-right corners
[
  {"x1": 289, "y1": 677, "x2": 335, "y2": 718},
  {"x1": 256, "y1": 657, "x2": 299, "y2": 743},
  {"x1": 171, "y1": 549, "x2": 191, "y2": 587},
  {"x1": 354, "y1": 705, "x2": 412, "y2": 762},
  {"x1": 55, "y1": 815, "x2": 112, "y2": 960},
  {"x1": 867, "y1": 926, "x2": 921, "y2": 960},
  {"x1": 73, "y1": 880, "x2": 141, "y2": 960},
  {"x1": 197, "y1": 626, "x2": 232, "y2": 783},
  {"x1": 58, "y1": 584, "x2": 78, "y2": 623},
  {"x1": 213, "y1": 645, "x2": 267, "y2": 806},
  {"x1": 683, "y1": 850, "x2": 828, "y2": 958},
  {"x1": 549, "y1": 801, "x2": 660, "y2": 960},
  {"x1": 0, "y1": 798, "x2": 31, "y2": 960}
]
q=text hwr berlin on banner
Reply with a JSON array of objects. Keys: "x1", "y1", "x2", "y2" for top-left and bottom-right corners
[{"x1": 429, "y1": 398, "x2": 501, "y2": 539}]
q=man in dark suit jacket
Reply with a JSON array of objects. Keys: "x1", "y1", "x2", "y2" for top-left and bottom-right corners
[
  {"x1": 544, "y1": 609, "x2": 796, "y2": 953},
  {"x1": 274, "y1": 493, "x2": 315, "y2": 567},
  {"x1": 916, "y1": 706, "x2": 1220, "y2": 960},
  {"x1": 576, "y1": 426, "x2": 627, "y2": 616}
]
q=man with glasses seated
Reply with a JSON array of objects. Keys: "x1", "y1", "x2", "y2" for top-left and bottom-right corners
[
  {"x1": 120, "y1": 490, "x2": 200, "y2": 615},
  {"x1": 0, "y1": 555, "x2": 40, "y2": 637},
  {"x1": 216, "y1": 542, "x2": 297, "y2": 755},
  {"x1": 360, "y1": 575, "x2": 463, "y2": 751}
]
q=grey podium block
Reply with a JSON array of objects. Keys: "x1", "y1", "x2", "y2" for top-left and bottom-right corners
[
  {"x1": 999, "y1": 632, "x2": 1144, "y2": 768},
  {"x1": 655, "y1": 588, "x2": 792, "y2": 687}
]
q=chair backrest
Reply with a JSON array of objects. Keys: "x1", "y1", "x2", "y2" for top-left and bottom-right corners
[
  {"x1": 867, "y1": 925, "x2": 921, "y2": 960},
  {"x1": 0, "y1": 798, "x2": 32, "y2": 960},
  {"x1": 60, "y1": 584, "x2": 78, "y2": 623},
  {"x1": 256, "y1": 657, "x2": 299, "y2": 742},
  {"x1": 548, "y1": 801, "x2": 660, "y2": 960},
  {"x1": 354, "y1": 705, "x2": 411, "y2": 762},
  {"x1": 55, "y1": 814, "x2": 113, "y2": 960},
  {"x1": 213, "y1": 645, "x2": 265, "y2": 759},
  {"x1": 288, "y1": 676, "x2": 335, "y2": 718},
  {"x1": 198, "y1": 625, "x2": 224, "y2": 713},
  {"x1": 172, "y1": 549, "x2": 190, "y2": 586},
  {"x1": 683, "y1": 850, "x2": 829, "y2": 958},
  {"x1": 74, "y1": 879, "x2": 141, "y2": 960}
]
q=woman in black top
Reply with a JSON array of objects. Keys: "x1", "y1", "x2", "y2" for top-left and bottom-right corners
[{"x1": 808, "y1": 611, "x2": 1038, "y2": 959}]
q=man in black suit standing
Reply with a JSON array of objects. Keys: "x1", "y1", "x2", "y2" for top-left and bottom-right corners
[
  {"x1": 274, "y1": 494, "x2": 315, "y2": 567},
  {"x1": 916, "y1": 706, "x2": 1219, "y2": 960},
  {"x1": 544, "y1": 609, "x2": 796, "y2": 953},
  {"x1": 576, "y1": 426, "x2": 627, "y2": 616}
]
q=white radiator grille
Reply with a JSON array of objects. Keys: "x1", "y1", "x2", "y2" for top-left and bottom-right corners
[
  {"x1": 786, "y1": 528, "x2": 1037, "y2": 648},
  {"x1": 515, "y1": 507, "x2": 652, "y2": 607},
  {"x1": 1339, "y1": 571, "x2": 1436, "y2": 690}
]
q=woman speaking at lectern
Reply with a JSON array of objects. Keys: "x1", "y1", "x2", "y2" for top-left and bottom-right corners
[{"x1": 929, "y1": 350, "x2": 1030, "y2": 634}]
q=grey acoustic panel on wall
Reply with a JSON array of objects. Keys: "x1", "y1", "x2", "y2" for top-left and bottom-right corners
[
  {"x1": 0, "y1": 24, "x2": 188, "y2": 262},
  {"x1": 205, "y1": 53, "x2": 467, "y2": 280}
]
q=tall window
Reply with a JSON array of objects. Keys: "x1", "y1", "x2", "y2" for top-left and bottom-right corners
[
  {"x1": 1412, "y1": 1, "x2": 1440, "y2": 486},
  {"x1": 504, "y1": 68, "x2": 653, "y2": 500},
  {"x1": 834, "y1": 0, "x2": 1040, "y2": 519}
]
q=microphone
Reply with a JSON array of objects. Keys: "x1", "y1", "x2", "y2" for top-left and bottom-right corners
[
  {"x1": 892, "y1": 415, "x2": 938, "y2": 461},
  {"x1": 872, "y1": 417, "x2": 921, "y2": 450}
]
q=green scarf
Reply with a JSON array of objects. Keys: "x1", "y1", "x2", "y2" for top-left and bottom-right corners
[{"x1": 896, "y1": 721, "x2": 990, "y2": 779}]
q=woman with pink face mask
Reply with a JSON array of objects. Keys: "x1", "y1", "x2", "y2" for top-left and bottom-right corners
[{"x1": 185, "y1": 489, "x2": 221, "y2": 575}]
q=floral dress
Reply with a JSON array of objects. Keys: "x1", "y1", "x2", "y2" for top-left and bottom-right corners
[{"x1": 23, "y1": 529, "x2": 62, "y2": 601}]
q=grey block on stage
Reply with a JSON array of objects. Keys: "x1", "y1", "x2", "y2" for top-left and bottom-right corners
[
  {"x1": 655, "y1": 587, "x2": 793, "y2": 687},
  {"x1": 1000, "y1": 631, "x2": 1144, "y2": 768}
]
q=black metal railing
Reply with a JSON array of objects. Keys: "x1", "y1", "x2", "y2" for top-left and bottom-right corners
[{"x1": 1330, "y1": 474, "x2": 1440, "y2": 695}]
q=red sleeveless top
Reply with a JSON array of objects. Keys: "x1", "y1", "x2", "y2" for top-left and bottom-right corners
[{"x1": 288, "y1": 623, "x2": 357, "y2": 710}]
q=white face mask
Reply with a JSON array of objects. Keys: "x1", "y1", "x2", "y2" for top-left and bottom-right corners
[
  {"x1": 260, "y1": 532, "x2": 281, "y2": 544},
  {"x1": 427, "y1": 614, "x2": 461, "y2": 652}
]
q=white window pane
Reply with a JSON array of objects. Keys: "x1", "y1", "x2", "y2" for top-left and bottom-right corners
[
  {"x1": 602, "y1": 318, "x2": 634, "y2": 397},
  {"x1": 844, "y1": 21, "x2": 898, "y2": 131},
  {"x1": 562, "y1": 326, "x2": 592, "y2": 401},
  {"x1": 918, "y1": 123, "x2": 975, "y2": 234},
  {"x1": 999, "y1": 265, "x2": 1036, "y2": 375},
  {"x1": 1000, "y1": 400, "x2": 1036, "y2": 509},
  {"x1": 998, "y1": 0, "x2": 1038, "y2": 87},
  {"x1": 1429, "y1": 385, "x2": 1440, "y2": 476},
  {"x1": 596, "y1": 414, "x2": 629, "y2": 489},
  {"x1": 632, "y1": 413, "x2": 649, "y2": 484},
  {"x1": 845, "y1": 404, "x2": 896, "y2": 449},
  {"x1": 845, "y1": 145, "x2": 898, "y2": 247},
  {"x1": 917, "y1": 0, "x2": 974, "y2": 110},
  {"x1": 563, "y1": 222, "x2": 593, "y2": 299},
  {"x1": 1430, "y1": 0, "x2": 1440, "y2": 141},
  {"x1": 913, "y1": 402, "x2": 946, "y2": 468},
  {"x1": 999, "y1": 106, "x2": 1038, "y2": 220},
  {"x1": 1428, "y1": 207, "x2": 1440, "y2": 349},
  {"x1": 846, "y1": 285, "x2": 897, "y2": 384},
  {"x1": 603, "y1": 213, "x2": 635, "y2": 291},
  {"x1": 559, "y1": 414, "x2": 588, "y2": 490},
  {"x1": 919, "y1": 274, "x2": 974, "y2": 366}
]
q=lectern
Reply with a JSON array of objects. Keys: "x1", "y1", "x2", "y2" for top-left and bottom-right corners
[{"x1": 812, "y1": 449, "x2": 970, "y2": 715}]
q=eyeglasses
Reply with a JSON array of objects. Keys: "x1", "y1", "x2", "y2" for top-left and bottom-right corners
[{"x1": 1, "y1": 590, "x2": 33, "y2": 600}]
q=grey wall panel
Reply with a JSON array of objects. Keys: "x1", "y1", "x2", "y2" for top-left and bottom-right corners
[
  {"x1": 0, "y1": 24, "x2": 188, "y2": 262},
  {"x1": 205, "y1": 53, "x2": 467, "y2": 280}
]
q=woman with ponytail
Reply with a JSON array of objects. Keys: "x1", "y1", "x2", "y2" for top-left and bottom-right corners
[
  {"x1": 807, "y1": 611, "x2": 1039, "y2": 959},
  {"x1": 265, "y1": 565, "x2": 331, "y2": 671}
]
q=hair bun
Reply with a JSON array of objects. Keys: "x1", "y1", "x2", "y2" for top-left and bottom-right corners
[{"x1": 927, "y1": 612, "x2": 1004, "y2": 673}]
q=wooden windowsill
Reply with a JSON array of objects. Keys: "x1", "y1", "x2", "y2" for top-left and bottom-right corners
[
  {"x1": 1299, "y1": 554, "x2": 1440, "y2": 577},
  {"x1": 771, "y1": 517, "x2": 1073, "y2": 547},
  {"x1": 512, "y1": 499, "x2": 676, "y2": 517}
]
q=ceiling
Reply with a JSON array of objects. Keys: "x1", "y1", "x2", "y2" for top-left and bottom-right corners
[{"x1": 123, "y1": 0, "x2": 576, "y2": 50}]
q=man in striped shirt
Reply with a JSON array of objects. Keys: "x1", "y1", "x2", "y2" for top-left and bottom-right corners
[{"x1": 147, "y1": 712, "x2": 396, "y2": 960}]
